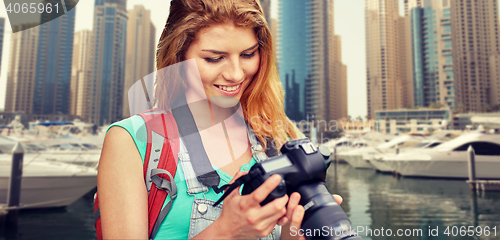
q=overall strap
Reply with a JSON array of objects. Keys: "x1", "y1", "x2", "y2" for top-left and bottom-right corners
[{"x1": 246, "y1": 124, "x2": 280, "y2": 162}]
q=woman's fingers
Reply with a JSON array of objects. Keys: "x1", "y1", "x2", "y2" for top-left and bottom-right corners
[
  {"x1": 333, "y1": 194, "x2": 343, "y2": 205},
  {"x1": 286, "y1": 192, "x2": 301, "y2": 220},
  {"x1": 229, "y1": 171, "x2": 248, "y2": 185},
  {"x1": 255, "y1": 194, "x2": 288, "y2": 227},
  {"x1": 284, "y1": 205, "x2": 305, "y2": 239},
  {"x1": 241, "y1": 174, "x2": 282, "y2": 208}
]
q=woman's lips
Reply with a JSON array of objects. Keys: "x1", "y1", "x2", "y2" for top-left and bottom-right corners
[{"x1": 214, "y1": 82, "x2": 243, "y2": 96}]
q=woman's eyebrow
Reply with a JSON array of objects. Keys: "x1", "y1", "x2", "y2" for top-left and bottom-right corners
[{"x1": 202, "y1": 43, "x2": 259, "y2": 54}]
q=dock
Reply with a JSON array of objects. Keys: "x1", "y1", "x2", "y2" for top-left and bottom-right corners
[
  {"x1": 466, "y1": 145, "x2": 500, "y2": 192},
  {"x1": 467, "y1": 180, "x2": 500, "y2": 192}
]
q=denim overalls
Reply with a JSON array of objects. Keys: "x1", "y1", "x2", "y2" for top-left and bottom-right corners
[{"x1": 177, "y1": 125, "x2": 281, "y2": 239}]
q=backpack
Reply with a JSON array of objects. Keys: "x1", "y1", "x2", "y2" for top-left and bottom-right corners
[{"x1": 94, "y1": 109, "x2": 180, "y2": 240}]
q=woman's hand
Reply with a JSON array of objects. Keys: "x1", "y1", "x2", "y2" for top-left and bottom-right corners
[
  {"x1": 280, "y1": 193, "x2": 343, "y2": 240},
  {"x1": 194, "y1": 172, "x2": 288, "y2": 239}
]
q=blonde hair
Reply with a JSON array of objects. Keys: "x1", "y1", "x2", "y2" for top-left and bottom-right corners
[{"x1": 154, "y1": 0, "x2": 299, "y2": 149}]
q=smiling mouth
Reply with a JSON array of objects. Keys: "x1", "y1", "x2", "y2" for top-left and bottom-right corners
[{"x1": 214, "y1": 83, "x2": 242, "y2": 92}]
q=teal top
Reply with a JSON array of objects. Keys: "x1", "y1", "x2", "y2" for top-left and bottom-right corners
[{"x1": 108, "y1": 115, "x2": 258, "y2": 239}]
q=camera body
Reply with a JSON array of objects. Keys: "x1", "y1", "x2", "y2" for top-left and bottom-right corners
[
  {"x1": 241, "y1": 138, "x2": 361, "y2": 240},
  {"x1": 241, "y1": 138, "x2": 330, "y2": 204}
]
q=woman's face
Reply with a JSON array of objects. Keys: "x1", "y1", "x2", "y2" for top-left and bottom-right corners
[{"x1": 184, "y1": 22, "x2": 260, "y2": 107}]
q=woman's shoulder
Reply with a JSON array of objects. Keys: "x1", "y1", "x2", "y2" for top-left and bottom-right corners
[
  {"x1": 106, "y1": 115, "x2": 148, "y2": 161},
  {"x1": 107, "y1": 115, "x2": 146, "y2": 135}
]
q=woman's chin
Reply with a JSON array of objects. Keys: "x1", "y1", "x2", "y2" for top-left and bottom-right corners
[{"x1": 209, "y1": 96, "x2": 240, "y2": 108}]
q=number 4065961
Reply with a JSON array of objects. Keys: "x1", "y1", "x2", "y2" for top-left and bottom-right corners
[
  {"x1": 444, "y1": 226, "x2": 497, "y2": 237},
  {"x1": 6, "y1": 3, "x2": 59, "y2": 14}
]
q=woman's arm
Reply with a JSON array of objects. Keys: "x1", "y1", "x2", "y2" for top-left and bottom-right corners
[{"x1": 97, "y1": 126, "x2": 149, "y2": 239}]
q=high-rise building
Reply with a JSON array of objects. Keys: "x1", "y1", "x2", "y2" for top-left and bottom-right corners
[
  {"x1": 329, "y1": 35, "x2": 348, "y2": 121},
  {"x1": 4, "y1": 4, "x2": 76, "y2": 115},
  {"x1": 70, "y1": 30, "x2": 92, "y2": 117},
  {"x1": 271, "y1": 18, "x2": 279, "y2": 68},
  {"x1": 4, "y1": 25, "x2": 39, "y2": 113},
  {"x1": 450, "y1": 0, "x2": 500, "y2": 112},
  {"x1": 0, "y1": 18, "x2": 5, "y2": 74},
  {"x1": 32, "y1": 1, "x2": 76, "y2": 115},
  {"x1": 490, "y1": 53, "x2": 500, "y2": 106},
  {"x1": 122, "y1": 5, "x2": 156, "y2": 118},
  {"x1": 406, "y1": 0, "x2": 455, "y2": 109},
  {"x1": 85, "y1": 0, "x2": 128, "y2": 125},
  {"x1": 258, "y1": 0, "x2": 272, "y2": 28},
  {"x1": 365, "y1": 0, "x2": 409, "y2": 118},
  {"x1": 279, "y1": 0, "x2": 347, "y2": 122}
]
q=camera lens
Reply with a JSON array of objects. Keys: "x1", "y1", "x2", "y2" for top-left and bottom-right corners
[{"x1": 297, "y1": 183, "x2": 362, "y2": 240}]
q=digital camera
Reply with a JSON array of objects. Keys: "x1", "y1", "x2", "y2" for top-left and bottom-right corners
[{"x1": 241, "y1": 138, "x2": 361, "y2": 240}]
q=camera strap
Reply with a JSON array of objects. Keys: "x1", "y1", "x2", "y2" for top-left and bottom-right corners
[
  {"x1": 212, "y1": 170, "x2": 260, "y2": 206},
  {"x1": 171, "y1": 95, "x2": 224, "y2": 193}
]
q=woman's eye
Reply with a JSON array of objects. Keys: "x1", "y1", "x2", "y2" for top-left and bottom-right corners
[
  {"x1": 242, "y1": 52, "x2": 255, "y2": 58},
  {"x1": 204, "y1": 57, "x2": 223, "y2": 63}
]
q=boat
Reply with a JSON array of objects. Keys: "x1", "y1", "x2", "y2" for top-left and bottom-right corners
[
  {"x1": 338, "y1": 134, "x2": 426, "y2": 169},
  {"x1": 322, "y1": 132, "x2": 395, "y2": 164},
  {"x1": 0, "y1": 138, "x2": 98, "y2": 208},
  {"x1": 0, "y1": 154, "x2": 97, "y2": 209},
  {"x1": 368, "y1": 140, "x2": 442, "y2": 173},
  {"x1": 382, "y1": 132, "x2": 500, "y2": 179}
]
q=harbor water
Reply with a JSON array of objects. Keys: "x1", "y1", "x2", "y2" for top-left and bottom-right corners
[
  {"x1": 327, "y1": 163, "x2": 500, "y2": 240},
  {"x1": 3, "y1": 164, "x2": 500, "y2": 239}
]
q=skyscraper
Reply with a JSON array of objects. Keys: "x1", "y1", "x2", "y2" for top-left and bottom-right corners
[
  {"x1": 32, "y1": 1, "x2": 76, "y2": 115},
  {"x1": 279, "y1": 0, "x2": 347, "y2": 122},
  {"x1": 4, "y1": 25, "x2": 39, "y2": 113},
  {"x1": 365, "y1": 0, "x2": 409, "y2": 118},
  {"x1": 450, "y1": 0, "x2": 500, "y2": 112},
  {"x1": 271, "y1": 18, "x2": 279, "y2": 69},
  {"x1": 122, "y1": 5, "x2": 156, "y2": 118},
  {"x1": 406, "y1": 0, "x2": 455, "y2": 109},
  {"x1": 4, "y1": 2, "x2": 76, "y2": 115},
  {"x1": 329, "y1": 35, "x2": 348, "y2": 121},
  {"x1": 0, "y1": 18, "x2": 5, "y2": 75},
  {"x1": 258, "y1": 0, "x2": 272, "y2": 29},
  {"x1": 70, "y1": 30, "x2": 92, "y2": 117},
  {"x1": 86, "y1": 0, "x2": 128, "y2": 125}
]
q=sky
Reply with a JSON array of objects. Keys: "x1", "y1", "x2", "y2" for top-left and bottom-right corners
[{"x1": 0, "y1": 0, "x2": 478, "y2": 120}]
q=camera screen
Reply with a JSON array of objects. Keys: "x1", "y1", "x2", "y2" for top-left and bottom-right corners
[{"x1": 261, "y1": 157, "x2": 292, "y2": 173}]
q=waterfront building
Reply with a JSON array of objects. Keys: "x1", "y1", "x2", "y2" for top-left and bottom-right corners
[
  {"x1": 279, "y1": 0, "x2": 347, "y2": 123},
  {"x1": 271, "y1": 18, "x2": 279, "y2": 69},
  {"x1": 489, "y1": 53, "x2": 500, "y2": 106},
  {"x1": 5, "y1": 3, "x2": 76, "y2": 115},
  {"x1": 32, "y1": 2, "x2": 76, "y2": 115},
  {"x1": 374, "y1": 108, "x2": 451, "y2": 134},
  {"x1": 85, "y1": 0, "x2": 128, "y2": 125},
  {"x1": 70, "y1": 30, "x2": 92, "y2": 117},
  {"x1": 258, "y1": 0, "x2": 272, "y2": 28},
  {"x1": 365, "y1": 0, "x2": 411, "y2": 119},
  {"x1": 452, "y1": 112, "x2": 500, "y2": 130},
  {"x1": 406, "y1": 0, "x2": 456, "y2": 109},
  {"x1": 450, "y1": 0, "x2": 500, "y2": 112},
  {"x1": 4, "y1": 25, "x2": 39, "y2": 114},
  {"x1": 122, "y1": 5, "x2": 155, "y2": 118},
  {"x1": 0, "y1": 18, "x2": 5, "y2": 74}
]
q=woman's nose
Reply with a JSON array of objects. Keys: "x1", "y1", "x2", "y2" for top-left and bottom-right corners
[{"x1": 223, "y1": 60, "x2": 244, "y2": 82}]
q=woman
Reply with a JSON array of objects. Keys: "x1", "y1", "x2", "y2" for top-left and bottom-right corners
[{"x1": 97, "y1": 0, "x2": 341, "y2": 239}]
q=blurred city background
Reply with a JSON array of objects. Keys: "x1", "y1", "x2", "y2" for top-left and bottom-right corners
[
  {"x1": 0, "y1": 1, "x2": 498, "y2": 239},
  {"x1": 0, "y1": 0, "x2": 499, "y2": 140}
]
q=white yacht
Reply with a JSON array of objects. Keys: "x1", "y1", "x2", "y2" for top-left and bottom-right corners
[
  {"x1": 339, "y1": 134, "x2": 426, "y2": 169},
  {"x1": 0, "y1": 138, "x2": 98, "y2": 208},
  {"x1": 368, "y1": 140, "x2": 442, "y2": 173},
  {"x1": 0, "y1": 154, "x2": 97, "y2": 209},
  {"x1": 382, "y1": 132, "x2": 500, "y2": 179}
]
